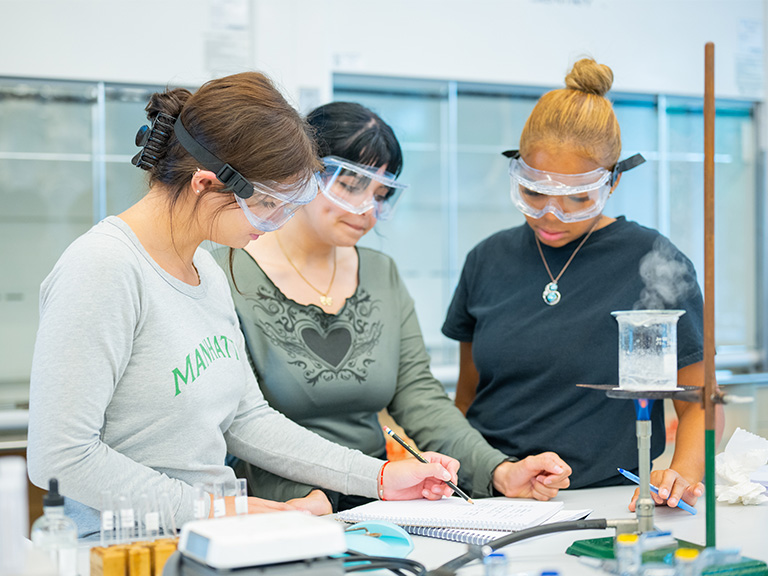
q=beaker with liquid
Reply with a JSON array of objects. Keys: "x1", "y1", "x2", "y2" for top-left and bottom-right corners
[{"x1": 611, "y1": 310, "x2": 685, "y2": 390}]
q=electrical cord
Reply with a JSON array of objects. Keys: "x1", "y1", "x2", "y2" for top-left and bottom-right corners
[
  {"x1": 427, "y1": 518, "x2": 611, "y2": 576},
  {"x1": 343, "y1": 552, "x2": 427, "y2": 576}
]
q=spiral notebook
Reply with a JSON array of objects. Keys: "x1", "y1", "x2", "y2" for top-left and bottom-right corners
[
  {"x1": 335, "y1": 497, "x2": 565, "y2": 531},
  {"x1": 401, "y1": 508, "x2": 593, "y2": 545}
]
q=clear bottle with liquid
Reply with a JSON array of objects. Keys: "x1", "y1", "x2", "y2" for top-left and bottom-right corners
[
  {"x1": 615, "y1": 533, "x2": 642, "y2": 576},
  {"x1": 31, "y1": 479, "x2": 78, "y2": 576},
  {"x1": 674, "y1": 548, "x2": 701, "y2": 576}
]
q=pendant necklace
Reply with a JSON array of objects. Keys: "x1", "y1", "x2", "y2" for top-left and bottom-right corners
[
  {"x1": 534, "y1": 220, "x2": 599, "y2": 306},
  {"x1": 276, "y1": 234, "x2": 337, "y2": 307}
]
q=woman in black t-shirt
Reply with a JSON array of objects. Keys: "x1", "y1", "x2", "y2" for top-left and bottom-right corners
[{"x1": 443, "y1": 58, "x2": 723, "y2": 512}]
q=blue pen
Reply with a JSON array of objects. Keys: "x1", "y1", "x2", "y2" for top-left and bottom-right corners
[{"x1": 617, "y1": 468, "x2": 697, "y2": 515}]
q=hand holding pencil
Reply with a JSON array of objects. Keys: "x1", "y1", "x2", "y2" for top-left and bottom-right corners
[{"x1": 383, "y1": 426, "x2": 473, "y2": 504}]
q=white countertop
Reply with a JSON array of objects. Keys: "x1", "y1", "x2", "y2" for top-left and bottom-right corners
[{"x1": 408, "y1": 486, "x2": 768, "y2": 575}]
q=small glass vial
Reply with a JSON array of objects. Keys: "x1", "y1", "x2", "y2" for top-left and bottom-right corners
[
  {"x1": 483, "y1": 552, "x2": 508, "y2": 576},
  {"x1": 100, "y1": 490, "x2": 116, "y2": 547},
  {"x1": 138, "y1": 491, "x2": 160, "y2": 540},
  {"x1": 159, "y1": 489, "x2": 178, "y2": 537},
  {"x1": 30, "y1": 479, "x2": 78, "y2": 576},
  {"x1": 117, "y1": 493, "x2": 135, "y2": 543},
  {"x1": 615, "y1": 533, "x2": 642, "y2": 576},
  {"x1": 674, "y1": 548, "x2": 701, "y2": 576},
  {"x1": 235, "y1": 479, "x2": 248, "y2": 515},
  {"x1": 212, "y1": 482, "x2": 226, "y2": 518},
  {"x1": 193, "y1": 483, "x2": 208, "y2": 521}
]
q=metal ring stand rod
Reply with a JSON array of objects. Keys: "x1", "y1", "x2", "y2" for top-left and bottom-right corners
[{"x1": 703, "y1": 40, "x2": 717, "y2": 549}]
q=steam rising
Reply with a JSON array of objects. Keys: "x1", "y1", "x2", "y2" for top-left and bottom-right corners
[{"x1": 634, "y1": 237, "x2": 697, "y2": 310}]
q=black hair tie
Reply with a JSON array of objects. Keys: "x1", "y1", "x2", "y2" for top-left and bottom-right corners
[{"x1": 131, "y1": 112, "x2": 176, "y2": 171}]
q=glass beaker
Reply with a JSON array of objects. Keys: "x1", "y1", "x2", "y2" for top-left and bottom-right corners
[{"x1": 611, "y1": 310, "x2": 685, "y2": 390}]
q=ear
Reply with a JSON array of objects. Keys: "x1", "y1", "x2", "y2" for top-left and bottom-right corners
[{"x1": 191, "y1": 169, "x2": 219, "y2": 193}]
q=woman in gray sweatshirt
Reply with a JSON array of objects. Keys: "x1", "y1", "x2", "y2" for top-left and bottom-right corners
[{"x1": 27, "y1": 72, "x2": 460, "y2": 537}]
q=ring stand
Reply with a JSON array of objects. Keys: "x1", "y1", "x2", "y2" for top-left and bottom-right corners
[
  {"x1": 576, "y1": 384, "x2": 696, "y2": 533},
  {"x1": 568, "y1": 385, "x2": 768, "y2": 576}
]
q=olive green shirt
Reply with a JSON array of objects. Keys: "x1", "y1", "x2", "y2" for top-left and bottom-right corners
[{"x1": 222, "y1": 247, "x2": 508, "y2": 503}]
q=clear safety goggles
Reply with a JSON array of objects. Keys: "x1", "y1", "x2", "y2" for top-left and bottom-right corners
[
  {"x1": 317, "y1": 156, "x2": 408, "y2": 221},
  {"x1": 234, "y1": 175, "x2": 319, "y2": 232},
  {"x1": 503, "y1": 150, "x2": 645, "y2": 223},
  {"x1": 169, "y1": 115, "x2": 319, "y2": 232}
]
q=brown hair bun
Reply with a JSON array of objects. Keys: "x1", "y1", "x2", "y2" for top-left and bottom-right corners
[{"x1": 565, "y1": 58, "x2": 614, "y2": 97}]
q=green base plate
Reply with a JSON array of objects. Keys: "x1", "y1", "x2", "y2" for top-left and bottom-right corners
[{"x1": 566, "y1": 537, "x2": 768, "y2": 576}]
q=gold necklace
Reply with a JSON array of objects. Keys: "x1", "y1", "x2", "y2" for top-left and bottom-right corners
[
  {"x1": 276, "y1": 234, "x2": 337, "y2": 307},
  {"x1": 535, "y1": 219, "x2": 599, "y2": 306}
]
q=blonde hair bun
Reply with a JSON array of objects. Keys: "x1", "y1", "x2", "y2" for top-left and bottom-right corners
[{"x1": 565, "y1": 58, "x2": 614, "y2": 97}]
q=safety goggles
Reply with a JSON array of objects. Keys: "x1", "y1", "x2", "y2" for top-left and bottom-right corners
[
  {"x1": 234, "y1": 175, "x2": 319, "y2": 232},
  {"x1": 503, "y1": 150, "x2": 645, "y2": 223},
  {"x1": 317, "y1": 156, "x2": 407, "y2": 221},
  {"x1": 172, "y1": 117, "x2": 318, "y2": 231}
]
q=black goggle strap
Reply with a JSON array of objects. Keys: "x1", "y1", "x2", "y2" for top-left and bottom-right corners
[
  {"x1": 501, "y1": 149, "x2": 646, "y2": 187},
  {"x1": 173, "y1": 117, "x2": 254, "y2": 199},
  {"x1": 501, "y1": 149, "x2": 521, "y2": 160},
  {"x1": 610, "y1": 153, "x2": 645, "y2": 186}
]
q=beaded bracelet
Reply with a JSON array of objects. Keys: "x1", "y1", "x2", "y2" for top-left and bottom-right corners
[{"x1": 378, "y1": 460, "x2": 391, "y2": 500}]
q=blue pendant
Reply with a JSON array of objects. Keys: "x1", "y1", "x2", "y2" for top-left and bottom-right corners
[{"x1": 543, "y1": 282, "x2": 561, "y2": 306}]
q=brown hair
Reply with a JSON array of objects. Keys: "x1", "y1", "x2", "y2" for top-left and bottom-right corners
[
  {"x1": 142, "y1": 71, "x2": 322, "y2": 209},
  {"x1": 520, "y1": 58, "x2": 622, "y2": 168}
]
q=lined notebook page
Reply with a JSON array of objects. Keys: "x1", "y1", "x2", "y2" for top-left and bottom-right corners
[
  {"x1": 402, "y1": 508, "x2": 592, "y2": 545},
  {"x1": 336, "y1": 498, "x2": 564, "y2": 531}
]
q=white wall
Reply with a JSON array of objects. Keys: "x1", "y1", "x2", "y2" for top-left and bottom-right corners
[{"x1": 0, "y1": 0, "x2": 763, "y2": 104}]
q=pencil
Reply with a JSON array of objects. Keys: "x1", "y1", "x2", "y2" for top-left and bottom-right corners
[
  {"x1": 383, "y1": 426, "x2": 474, "y2": 504},
  {"x1": 617, "y1": 468, "x2": 697, "y2": 515}
]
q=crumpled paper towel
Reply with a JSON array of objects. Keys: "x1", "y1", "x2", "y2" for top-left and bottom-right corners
[{"x1": 715, "y1": 427, "x2": 768, "y2": 505}]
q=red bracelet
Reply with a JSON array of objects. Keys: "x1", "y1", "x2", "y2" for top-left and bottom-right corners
[{"x1": 378, "y1": 460, "x2": 391, "y2": 500}]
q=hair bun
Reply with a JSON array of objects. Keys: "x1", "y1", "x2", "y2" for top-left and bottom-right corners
[
  {"x1": 565, "y1": 58, "x2": 614, "y2": 97},
  {"x1": 145, "y1": 87, "x2": 192, "y2": 122}
]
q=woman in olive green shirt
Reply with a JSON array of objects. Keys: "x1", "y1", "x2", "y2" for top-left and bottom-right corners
[{"x1": 223, "y1": 102, "x2": 572, "y2": 513}]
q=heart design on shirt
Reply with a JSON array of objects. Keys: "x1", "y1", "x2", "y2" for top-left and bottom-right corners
[{"x1": 301, "y1": 327, "x2": 352, "y2": 368}]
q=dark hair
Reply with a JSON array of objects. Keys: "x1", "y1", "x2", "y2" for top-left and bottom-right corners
[
  {"x1": 306, "y1": 101, "x2": 403, "y2": 176},
  {"x1": 141, "y1": 71, "x2": 322, "y2": 208}
]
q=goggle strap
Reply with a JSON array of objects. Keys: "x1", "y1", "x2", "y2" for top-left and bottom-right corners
[
  {"x1": 173, "y1": 117, "x2": 254, "y2": 199},
  {"x1": 501, "y1": 149, "x2": 521, "y2": 159},
  {"x1": 611, "y1": 153, "x2": 646, "y2": 185}
]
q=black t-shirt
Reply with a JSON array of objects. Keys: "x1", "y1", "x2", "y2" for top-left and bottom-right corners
[{"x1": 442, "y1": 217, "x2": 704, "y2": 488}]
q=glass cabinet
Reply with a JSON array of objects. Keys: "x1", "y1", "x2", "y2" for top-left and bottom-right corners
[
  {"x1": 336, "y1": 76, "x2": 762, "y2": 375},
  {"x1": 0, "y1": 75, "x2": 763, "y2": 408},
  {"x1": 0, "y1": 78, "x2": 159, "y2": 407}
]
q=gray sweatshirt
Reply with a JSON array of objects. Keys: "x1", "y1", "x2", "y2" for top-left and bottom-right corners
[{"x1": 27, "y1": 216, "x2": 381, "y2": 537}]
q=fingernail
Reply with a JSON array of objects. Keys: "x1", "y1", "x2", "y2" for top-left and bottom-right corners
[
  {"x1": 659, "y1": 488, "x2": 669, "y2": 498},
  {"x1": 553, "y1": 466, "x2": 563, "y2": 474},
  {"x1": 668, "y1": 498, "x2": 677, "y2": 506},
  {"x1": 442, "y1": 470, "x2": 451, "y2": 481}
]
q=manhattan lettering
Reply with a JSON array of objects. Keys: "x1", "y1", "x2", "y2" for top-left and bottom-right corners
[{"x1": 172, "y1": 335, "x2": 239, "y2": 396}]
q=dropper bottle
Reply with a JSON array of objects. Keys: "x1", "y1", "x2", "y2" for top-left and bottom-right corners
[{"x1": 31, "y1": 479, "x2": 78, "y2": 576}]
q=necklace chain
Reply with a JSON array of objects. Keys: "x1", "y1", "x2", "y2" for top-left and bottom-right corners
[
  {"x1": 535, "y1": 219, "x2": 599, "y2": 306},
  {"x1": 276, "y1": 234, "x2": 337, "y2": 307}
]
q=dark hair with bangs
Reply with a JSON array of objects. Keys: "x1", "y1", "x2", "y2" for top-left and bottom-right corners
[{"x1": 306, "y1": 101, "x2": 403, "y2": 176}]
